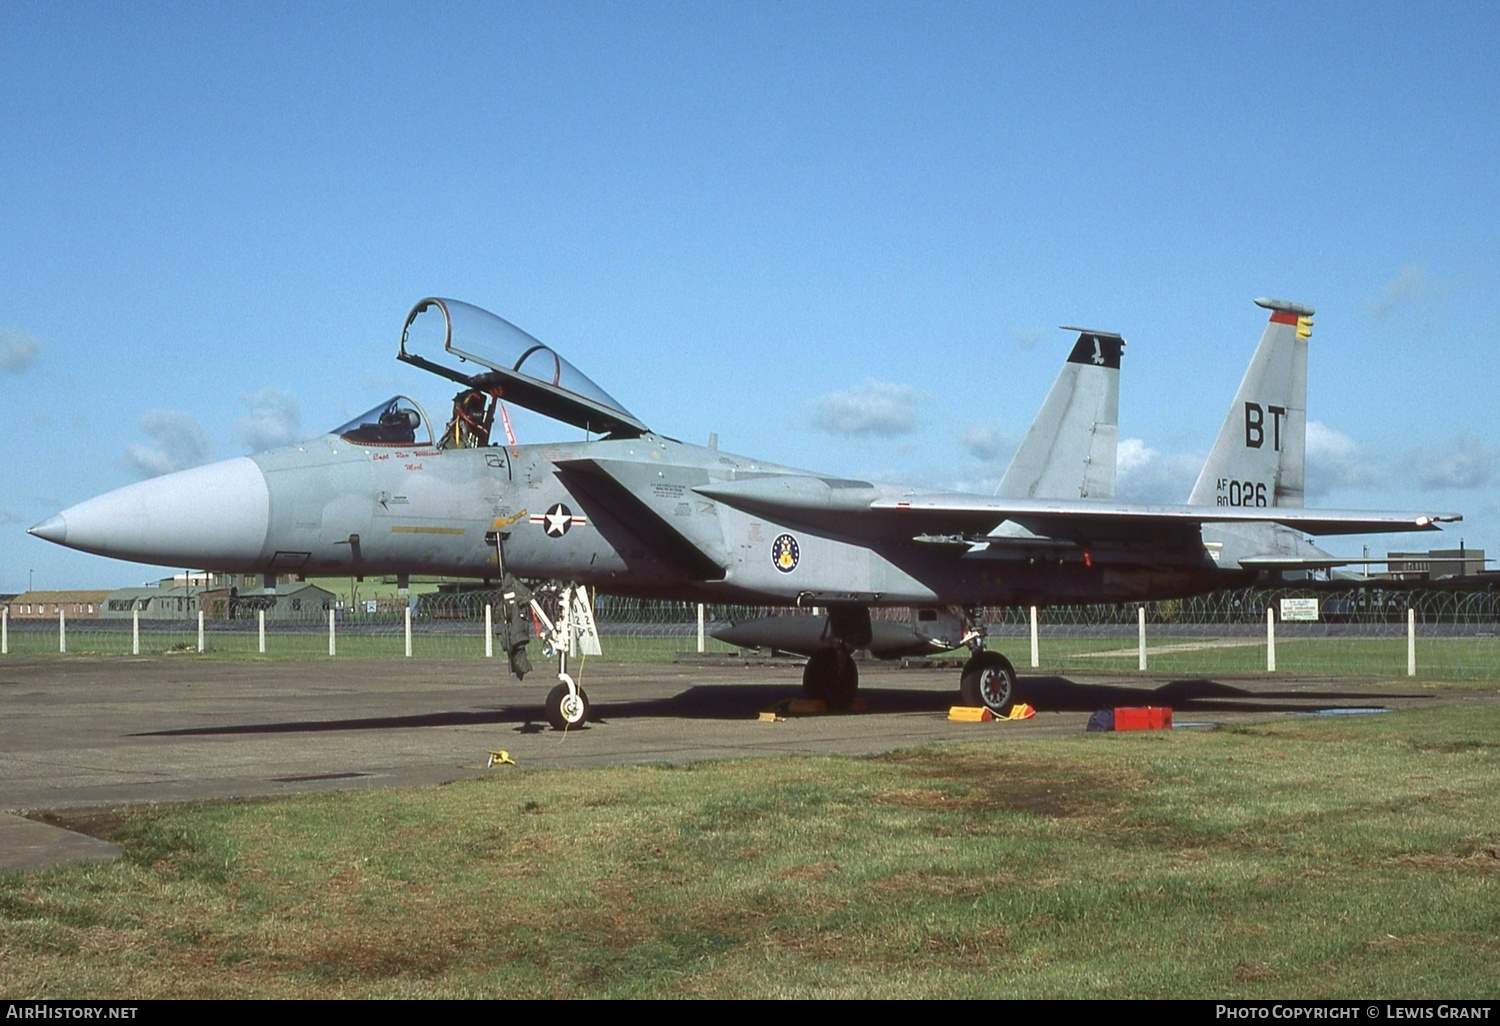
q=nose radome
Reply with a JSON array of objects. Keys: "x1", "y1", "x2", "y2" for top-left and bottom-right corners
[
  {"x1": 27, "y1": 514, "x2": 67, "y2": 544},
  {"x1": 28, "y1": 457, "x2": 271, "y2": 569}
]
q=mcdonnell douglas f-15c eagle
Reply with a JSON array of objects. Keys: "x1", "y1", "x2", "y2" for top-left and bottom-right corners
[{"x1": 30, "y1": 296, "x2": 1460, "y2": 729}]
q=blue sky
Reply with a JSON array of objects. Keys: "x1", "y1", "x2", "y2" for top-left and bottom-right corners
[{"x1": 4, "y1": 1, "x2": 1497, "y2": 590}]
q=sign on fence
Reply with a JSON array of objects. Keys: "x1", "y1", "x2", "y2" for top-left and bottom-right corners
[{"x1": 1279, "y1": 597, "x2": 1320, "y2": 622}]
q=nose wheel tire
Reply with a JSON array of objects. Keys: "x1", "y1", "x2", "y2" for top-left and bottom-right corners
[
  {"x1": 546, "y1": 682, "x2": 590, "y2": 731},
  {"x1": 959, "y1": 651, "x2": 1018, "y2": 716}
]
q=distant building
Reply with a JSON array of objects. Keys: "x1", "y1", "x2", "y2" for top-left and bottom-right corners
[
  {"x1": 1382, "y1": 547, "x2": 1487, "y2": 582},
  {"x1": 5, "y1": 591, "x2": 112, "y2": 619},
  {"x1": 100, "y1": 586, "x2": 202, "y2": 620},
  {"x1": 199, "y1": 581, "x2": 335, "y2": 621}
]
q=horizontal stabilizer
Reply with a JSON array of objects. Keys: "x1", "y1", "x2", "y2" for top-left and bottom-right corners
[{"x1": 1239, "y1": 553, "x2": 1490, "y2": 570}]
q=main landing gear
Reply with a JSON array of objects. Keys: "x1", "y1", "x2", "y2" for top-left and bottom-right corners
[
  {"x1": 798, "y1": 605, "x2": 870, "y2": 710},
  {"x1": 957, "y1": 606, "x2": 1020, "y2": 717},
  {"x1": 959, "y1": 649, "x2": 1018, "y2": 717},
  {"x1": 795, "y1": 604, "x2": 1023, "y2": 717},
  {"x1": 801, "y1": 639, "x2": 1019, "y2": 716},
  {"x1": 801, "y1": 646, "x2": 859, "y2": 709}
]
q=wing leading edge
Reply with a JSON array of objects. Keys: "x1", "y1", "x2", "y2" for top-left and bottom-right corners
[
  {"x1": 867, "y1": 494, "x2": 1458, "y2": 539},
  {"x1": 691, "y1": 476, "x2": 1457, "y2": 543}
]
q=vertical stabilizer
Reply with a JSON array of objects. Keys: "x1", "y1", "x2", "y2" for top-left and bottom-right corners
[
  {"x1": 996, "y1": 330, "x2": 1124, "y2": 500},
  {"x1": 1187, "y1": 298, "x2": 1312, "y2": 509}
]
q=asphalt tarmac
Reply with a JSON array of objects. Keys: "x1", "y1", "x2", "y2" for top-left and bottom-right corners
[{"x1": 0, "y1": 654, "x2": 1468, "y2": 871}]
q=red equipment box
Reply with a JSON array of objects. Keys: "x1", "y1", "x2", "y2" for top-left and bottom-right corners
[{"x1": 1113, "y1": 706, "x2": 1173, "y2": 731}]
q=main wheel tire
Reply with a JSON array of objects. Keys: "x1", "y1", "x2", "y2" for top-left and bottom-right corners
[
  {"x1": 802, "y1": 647, "x2": 859, "y2": 709},
  {"x1": 959, "y1": 651, "x2": 1018, "y2": 716},
  {"x1": 545, "y1": 682, "x2": 589, "y2": 730}
]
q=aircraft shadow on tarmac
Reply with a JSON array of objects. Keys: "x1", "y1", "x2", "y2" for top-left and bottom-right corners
[{"x1": 132, "y1": 676, "x2": 1425, "y2": 737}]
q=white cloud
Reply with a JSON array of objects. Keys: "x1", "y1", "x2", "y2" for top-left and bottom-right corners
[
  {"x1": 1304, "y1": 420, "x2": 1385, "y2": 495},
  {"x1": 238, "y1": 387, "x2": 303, "y2": 450},
  {"x1": 0, "y1": 329, "x2": 41, "y2": 373},
  {"x1": 958, "y1": 423, "x2": 1013, "y2": 462},
  {"x1": 125, "y1": 410, "x2": 211, "y2": 478},
  {"x1": 1115, "y1": 438, "x2": 1204, "y2": 503},
  {"x1": 1116, "y1": 437, "x2": 1157, "y2": 477},
  {"x1": 1412, "y1": 439, "x2": 1497, "y2": 491},
  {"x1": 1305, "y1": 420, "x2": 1358, "y2": 461},
  {"x1": 810, "y1": 379, "x2": 925, "y2": 437},
  {"x1": 1305, "y1": 421, "x2": 1496, "y2": 496}
]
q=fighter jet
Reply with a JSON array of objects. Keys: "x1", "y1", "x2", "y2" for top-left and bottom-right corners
[{"x1": 30, "y1": 296, "x2": 1459, "y2": 728}]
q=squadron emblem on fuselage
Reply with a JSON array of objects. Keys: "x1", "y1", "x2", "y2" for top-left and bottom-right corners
[{"x1": 771, "y1": 533, "x2": 800, "y2": 573}]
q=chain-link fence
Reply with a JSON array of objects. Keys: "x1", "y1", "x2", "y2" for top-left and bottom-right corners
[{"x1": 4, "y1": 583, "x2": 1497, "y2": 680}]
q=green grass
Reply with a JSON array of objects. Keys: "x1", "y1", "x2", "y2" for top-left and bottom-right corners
[
  {"x1": 4, "y1": 704, "x2": 1498, "y2": 998},
  {"x1": 1024, "y1": 634, "x2": 1500, "y2": 681}
]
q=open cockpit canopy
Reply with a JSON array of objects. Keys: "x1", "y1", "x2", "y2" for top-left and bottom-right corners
[
  {"x1": 333, "y1": 396, "x2": 434, "y2": 447},
  {"x1": 398, "y1": 297, "x2": 648, "y2": 438}
]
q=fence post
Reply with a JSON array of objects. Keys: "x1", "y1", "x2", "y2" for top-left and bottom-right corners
[
  {"x1": 197, "y1": 610, "x2": 204, "y2": 653},
  {"x1": 329, "y1": 608, "x2": 337, "y2": 657},
  {"x1": 1137, "y1": 606, "x2": 1146, "y2": 670},
  {"x1": 405, "y1": 604, "x2": 412, "y2": 658},
  {"x1": 59, "y1": 609, "x2": 66, "y2": 654},
  {"x1": 132, "y1": 609, "x2": 140, "y2": 656},
  {"x1": 258, "y1": 609, "x2": 265, "y2": 654},
  {"x1": 1266, "y1": 606, "x2": 1276, "y2": 672},
  {"x1": 484, "y1": 603, "x2": 493, "y2": 658},
  {"x1": 697, "y1": 603, "x2": 705, "y2": 654},
  {"x1": 1029, "y1": 605, "x2": 1039, "y2": 668},
  {"x1": 2, "y1": 607, "x2": 7, "y2": 655},
  {"x1": 1407, "y1": 607, "x2": 1416, "y2": 677}
]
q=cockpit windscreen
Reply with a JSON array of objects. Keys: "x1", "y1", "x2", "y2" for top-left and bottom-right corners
[{"x1": 334, "y1": 396, "x2": 432, "y2": 447}]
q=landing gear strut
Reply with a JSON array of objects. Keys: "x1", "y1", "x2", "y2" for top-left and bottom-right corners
[
  {"x1": 955, "y1": 606, "x2": 1020, "y2": 716},
  {"x1": 529, "y1": 583, "x2": 600, "y2": 731},
  {"x1": 802, "y1": 646, "x2": 859, "y2": 709},
  {"x1": 797, "y1": 605, "x2": 868, "y2": 710}
]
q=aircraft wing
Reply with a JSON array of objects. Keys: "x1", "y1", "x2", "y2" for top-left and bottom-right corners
[
  {"x1": 869, "y1": 495, "x2": 1459, "y2": 538},
  {"x1": 694, "y1": 476, "x2": 1457, "y2": 549}
]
